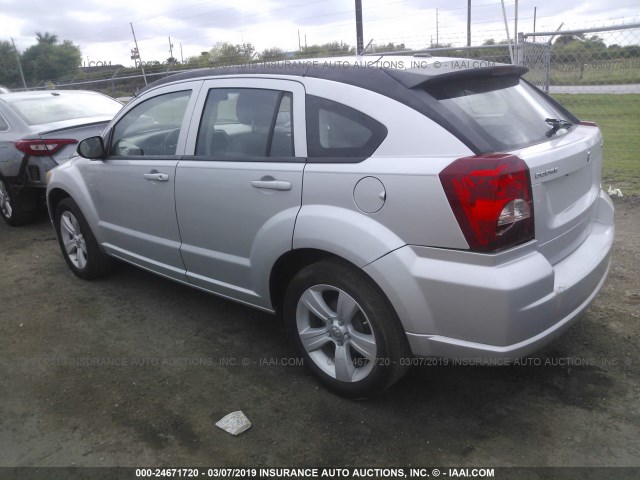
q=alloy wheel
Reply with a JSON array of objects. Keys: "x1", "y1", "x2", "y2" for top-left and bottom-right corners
[
  {"x1": 0, "y1": 180, "x2": 13, "y2": 219},
  {"x1": 296, "y1": 284, "x2": 377, "y2": 383},
  {"x1": 60, "y1": 211, "x2": 88, "y2": 269}
]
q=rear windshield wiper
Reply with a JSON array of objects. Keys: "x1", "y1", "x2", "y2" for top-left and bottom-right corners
[{"x1": 545, "y1": 118, "x2": 573, "y2": 137}]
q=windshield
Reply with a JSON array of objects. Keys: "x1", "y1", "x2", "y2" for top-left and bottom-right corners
[
  {"x1": 428, "y1": 77, "x2": 572, "y2": 151},
  {"x1": 5, "y1": 92, "x2": 122, "y2": 126}
]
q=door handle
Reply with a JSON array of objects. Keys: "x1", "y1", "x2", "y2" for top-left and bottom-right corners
[
  {"x1": 144, "y1": 172, "x2": 169, "y2": 182},
  {"x1": 250, "y1": 179, "x2": 292, "y2": 191}
]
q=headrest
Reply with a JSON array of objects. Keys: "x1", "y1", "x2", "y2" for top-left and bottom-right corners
[{"x1": 236, "y1": 90, "x2": 278, "y2": 127}]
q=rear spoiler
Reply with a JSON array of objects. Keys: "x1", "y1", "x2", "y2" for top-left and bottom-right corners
[{"x1": 383, "y1": 65, "x2": 529, "y2": 90}]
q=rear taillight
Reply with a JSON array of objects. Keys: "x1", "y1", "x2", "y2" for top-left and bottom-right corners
[
  {"x1": 14, "y1": 138, "x2": 78, "y2": 156},
  {"x1": 439, "y1": 154, "x2": 534, "y2": 253},
  {"x1": 578, "y1": 121, "x2": 598, "y2": 127}
]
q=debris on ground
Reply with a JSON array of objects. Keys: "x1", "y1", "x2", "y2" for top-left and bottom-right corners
[{"x1": 216, "y1": 411, "x2": 252, "y2": 436}]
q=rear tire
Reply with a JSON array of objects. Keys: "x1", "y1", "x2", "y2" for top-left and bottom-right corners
[
  {"x1": 283, "y1": 259, "x2": 410, "y2": 398},
  {"x1": 0, "y1": 178, "x2": 37, "y2": 226},
  {"x1": 54, "y1": 198, "x2": 113, "y2": 279}
]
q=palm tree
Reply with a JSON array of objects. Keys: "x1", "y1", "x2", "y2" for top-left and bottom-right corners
[{"x1": 35, "y1": 32, "x2": 58, "y2": 45}]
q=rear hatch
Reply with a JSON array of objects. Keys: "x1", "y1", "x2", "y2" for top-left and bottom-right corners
[
  {"x1": 421, "y1": 70, "x2": 601, "y2": 263},
  {"x1": 512, "y1": 123, "x2": 601, "y2": 264}
]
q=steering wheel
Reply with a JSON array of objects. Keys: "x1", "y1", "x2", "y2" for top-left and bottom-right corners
[{"x1": 160, "y1": 128, "x2": 181, "y2": 155}]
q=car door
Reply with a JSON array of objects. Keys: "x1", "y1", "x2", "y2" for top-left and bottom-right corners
[
  {"x1": 80, "y1": 81, "x2": 202, "y2": 281},
  {"x1": 176, "y1": 78, "x2": 306, "y2": 308}
]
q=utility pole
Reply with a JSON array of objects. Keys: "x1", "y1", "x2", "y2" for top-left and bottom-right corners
[
  {"x1": 355, "y1": 0, "x2": 364, "y2": 55},
  {"x1": 298, "y1": 30, "x2": 301, "y2": 51},
  {"x1": 130, "y1": 22, "x2": 147, "y2": 85},
  {"x1": 533, "y1": 7, "x2": 537, "y2": 42},
  {"x1": 436, "y1": 9, "x2": 439, "y2": 46},
  {"x1": 10, "y1": 37, "x2": 27, "y2": 89},
  {"x1": 180, "y1": 42, "x2": 184, "y2": 63},
  {"x1": 168, "y1": 36, "x2": 174, "y2": 59},
  {"x1": 514, "y1": 0, "x2": 519, "y2": 63},
  {"x1": 500, "y1": 0, "x2": 514, "y2": 64},
  {"x1": 467, "y1": 0, "x2": 471, "y2": 46},
  {"x1": 514, "y1": 0, "x2": 519, "y2": 44}
]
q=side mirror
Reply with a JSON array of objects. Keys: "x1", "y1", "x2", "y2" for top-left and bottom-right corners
[{"x1": 77, "y1": 136, "x2": 106, "y2": 160}]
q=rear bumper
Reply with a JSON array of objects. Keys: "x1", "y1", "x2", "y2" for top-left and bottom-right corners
[
  {"x1": 363, "y1": 190, "x2": 614, "y2": 360},
  {"x1": 0, "y1": 155, "x2": 54, "y2": 187}
]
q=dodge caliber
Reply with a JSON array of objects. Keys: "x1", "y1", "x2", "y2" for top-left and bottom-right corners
[{"x1": 46, "y1": 57, "x2": 614, "y2": 397}]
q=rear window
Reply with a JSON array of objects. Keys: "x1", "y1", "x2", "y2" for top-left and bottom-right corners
[
  {"x1": 5, "y1": 92, "x2": 122, "y2": 126},
  {"x1": 428, "y1": 77, "x2": 571, "y2": 151}
]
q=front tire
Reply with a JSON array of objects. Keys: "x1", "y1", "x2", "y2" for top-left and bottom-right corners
[
  {"x1": 54, "y1": 198, "x2": 113, "y2": 279},
  {"x1": 283, "y1": 260, "x2": 410, "y2": 398}
]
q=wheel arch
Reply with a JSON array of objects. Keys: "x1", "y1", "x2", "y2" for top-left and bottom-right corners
[
  {"x1": 270, "y1": 248, "x2": 344, "y2": 315},
  {"x1": 269, "y1": 247, "x2": 401, "y2": 324},
  {"x1": 47, "y1": 187, "x2": 71, "y2": 220}
]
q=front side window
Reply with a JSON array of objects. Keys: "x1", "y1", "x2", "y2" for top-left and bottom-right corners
[
  {"x1": 195, "y1": 88, "x2": 293, "y2": 158},
  {"x1": 306, "y1": 95, "x2": 387, "y2": 159},
  {"x1": 110, "y1": 90, "x2": 191, "y2": 157}
]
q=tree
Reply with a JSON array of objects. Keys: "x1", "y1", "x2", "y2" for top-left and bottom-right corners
[
  {"x1": 552, "y1": 34, "x2": 610, "y2": 80},
  {"x1": 185, "y1": 51, "x2": 210, "y2": 68},
  {"x1": 294, "y1": 42, "x2": 354, "y2": 59},
  {"x1": 21, "y1": 34, "x2": 81, "y2": 84},
  {"x1": 35, "y1": 32, "x2": 58, "y2": 45},
  {"x1": 208, "y1": 42, "x2": 256, "y2": 66},
  {"x1": 372, "y1": 42, "x2": 407, "y2": 53},
  {"x1": 260, "y1": 47, "x2": 288, "y2": 62},
  {"x1": 0, "y1": 41, "x2": 23, "y2": 87}
]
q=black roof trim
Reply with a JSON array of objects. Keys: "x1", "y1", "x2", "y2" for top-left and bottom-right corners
[{"x1": 383, "y1": 65, "x2": 529, "y2": 89}]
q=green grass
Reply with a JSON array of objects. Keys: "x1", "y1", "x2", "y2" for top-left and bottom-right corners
[
  {"x1": 549, "y1": 61, "x2": 640, "y2": 86},
  {"x1": 553, "y1": 93, "x2": 640, "y2": 195}
]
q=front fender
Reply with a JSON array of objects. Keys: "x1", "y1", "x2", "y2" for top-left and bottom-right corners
[{"x1": 46, "y1": 159, "x2": 101, "y2": 237}]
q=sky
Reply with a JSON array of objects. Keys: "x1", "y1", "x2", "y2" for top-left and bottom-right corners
[{"x1": 1, "y1": 0, "x2": 639, "y2": 67}]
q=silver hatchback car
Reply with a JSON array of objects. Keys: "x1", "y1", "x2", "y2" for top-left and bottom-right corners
[{"x1": 47, "y1": 56, "x2": 614, "y2": 397}]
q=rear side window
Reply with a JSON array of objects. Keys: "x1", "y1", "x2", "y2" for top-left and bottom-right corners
[
  {"x1": 0, "y1": 113, "x2": 8, "y2": 131},
  {"x1": 427, "y1": 77, "x2": 570, "y2": 150},
  {"x1": 195, "y1": 88, "x2": 293, "y2": 158},
  {"x1": 306, "y1": 95, "x2": 387, "y2": 159}
]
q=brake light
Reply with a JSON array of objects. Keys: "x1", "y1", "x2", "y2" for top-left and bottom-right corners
[
  {"x1": 578, "y1": 121, "x2": 598, "y2": 127},
  {"x1": 15, "y1": 138, "x2": 78, "y2": 156},
  {"x1": 439, "y1": 154, "x2": 534, "y2": 253}
]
